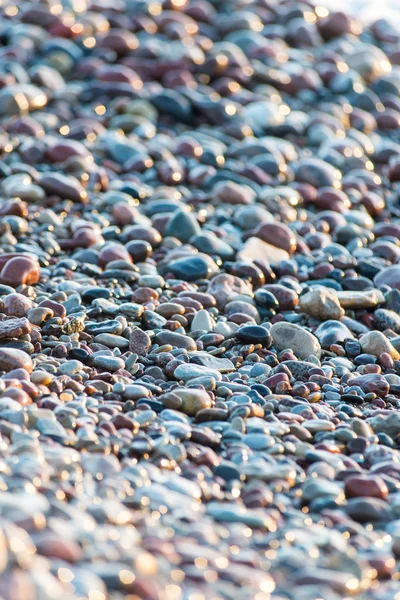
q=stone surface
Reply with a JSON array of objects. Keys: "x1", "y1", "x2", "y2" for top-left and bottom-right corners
[
  {"x1": 360, "y1": 330, "x2": 400, "y2": 359},
  {"x1": 237, "y1": 237, "x2": 290, "y2": 264},
  {"x1": 270, "y1": 322, "x2": 321, "y2": 359},
  {"x1": 300, "y1": 287, "x2": 344, "y2": 320}
]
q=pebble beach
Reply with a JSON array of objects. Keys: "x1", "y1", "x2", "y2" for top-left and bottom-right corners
[{"x1": 1, "y1": 0, "x2": 400, "y2": 599}]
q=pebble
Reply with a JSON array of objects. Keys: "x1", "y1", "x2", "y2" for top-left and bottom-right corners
[
  {"x1": 270, "y1": 322, "x2": 321, "y2": 359},
  {"x1": 359, "y1": 330, "x2": 400, "y2": 359},
  {"x1": 236, "y1": 325, "x2": 272, "y2": 347},
  {"x1": 336, "y1": 289, "x2": 385, "y2": 309},
  {"x1": 153, "y1": 331, "x2": 196, "y2": 352},
  {"x1": 0, "y1": 349, "x2": 33, "y2": 373},
  {"x1": 237, "y1": 236, "x2": 290, "y2": 264},
  {"x1": 190, "y1": 309, "x2": 215, "y2": 333},
  {"x1": 374, "y1": 265, "x2": 400, "y2": 289},
  {"x1": 300, "y1": 287, "x2": 344, "y2": 321},
  {"x1": 190, "y1": 353, "x2": 235, "y2": 372},
  {"x1": 174, "y1": 363, "x2": 222, "y2": 382},
  {"x1": 0, "y1": 2, "x2": 399, "y2": 599},
  {"x1": 315, "y1": 320, "x2": 354, "y2": 349},
  {"x1": 92, "y1": 355, "x2": 125, "y2": 372},
  {"x1": 129, "y1": 329, "x2": 151, "y2": 355}
]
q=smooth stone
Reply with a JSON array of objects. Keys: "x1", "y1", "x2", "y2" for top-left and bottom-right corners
[
  {"x1": 85, "y1": 320, "x2": 123, "y2": 335},
  {"x1": 214, "y1": 461, "x2": 240, "y2": 481},
  {"x1": 168, "y1": 256, "x2": 215, "y2": 282},
  {"x1": 345, "y1": 497, "x2": 393, "y2": 522},
  {"x1": 94, "y1": 334, "x2": 129, "y2": 349},
  {"x1": 293, "y1": 157, "x2": 341, "y2": 188},
  {"x1": 0, "y1": 348, "x2": 33, "y2": 373},
  {"x1": 154, "y1": 331, "x2": 196, "y2": 351},
  {"x1": 302, "y1": 479, "x2": 342, "y2": 502},
  {"x1": 191, "y1": 310, "x2": 215, "y2": 333},
  {"x1": 315, "y1": 321, "x2": 354, "y2": 349},
  {"x1": 270, "y1": 322, "x2": 321, "y2": 359},
  {"x1": 236, "y1": 325, "x2": 272, "y2": 347},
  {"x1": 374, "y1": 265, "x2": 400, "y2": 289},
  {"x1": 118, "y1": 303, "x2": 144, "y2": 318},
  {"x1": 121, "y1": 384, "x2": 150, "y2": 400},
  {"x1": 207, "y1": 274, "x2": 252, "y2": 309},
  {"x1": 303, "y1": 420, "x2": 335, "y2": 433},
  {"x1": 243, "y1": 433, "x2": 274, "y2": 450},
  {"x1": 37, "y1": 418, "x2": 67, "y2": 439},
  {"x1": 190, "y1": 233, "x2": 234, "y2": 259},
  {"x1": 374, "y1": 308, "x2": 400, "y2": 333},
  {"x1": 0, "y1": 256, "x2": 40, "y2": 288},
  {"x1": 359, "y1": 331, "x2": 400, "y2": 360},
  {"x1": 39, "y1": 173, "x2": 87, "y2": 203},
  {"x1": 253, "y1": 222, "x2": 297, "y2": 254},
  {"x1": 58, "y1": 360, "x2": 83, "y2": 375},
  {"x1": 92, "y1": 356, "x2": 125, "y2": 372},
  {"x1": 300, "y1": 287, "x2": 344, "y2": 321},
  {"x1": 206, "y1": 501, "x2": 269, "y2": 527},
  {"x1": 3, "y1": 293, "x2": 32, "y2": 317},
  {"x1": 336, "y1": 289, "x2": 385, "y2": 308},
  {"x1": 164, "y1": 210, "x2": 201, "y2": 243},
  {"x1": 172, "y1": 388, "x2": 212, "y2": 416},
  {"x1": 345, "y1": 475, "x2": 388, "y2": 499},
  {"x1": 189, "y1": 353, "x2": 235, "y2": 372},
  {"x1": 281, "y1": 360, "x2": 318, "y2": 378},
  {"x1": 174, "y1": 363, "x2": 222, "y2": 382},
  {"x1": 237, "y1": 236, "x2": 290, "y2": 264},
  {"x1": 349, "y1": 374, "x2": 389, "y2": 398},
  {"x1": 368, "y1": 412, "x2": 400, "y2": 437}
]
